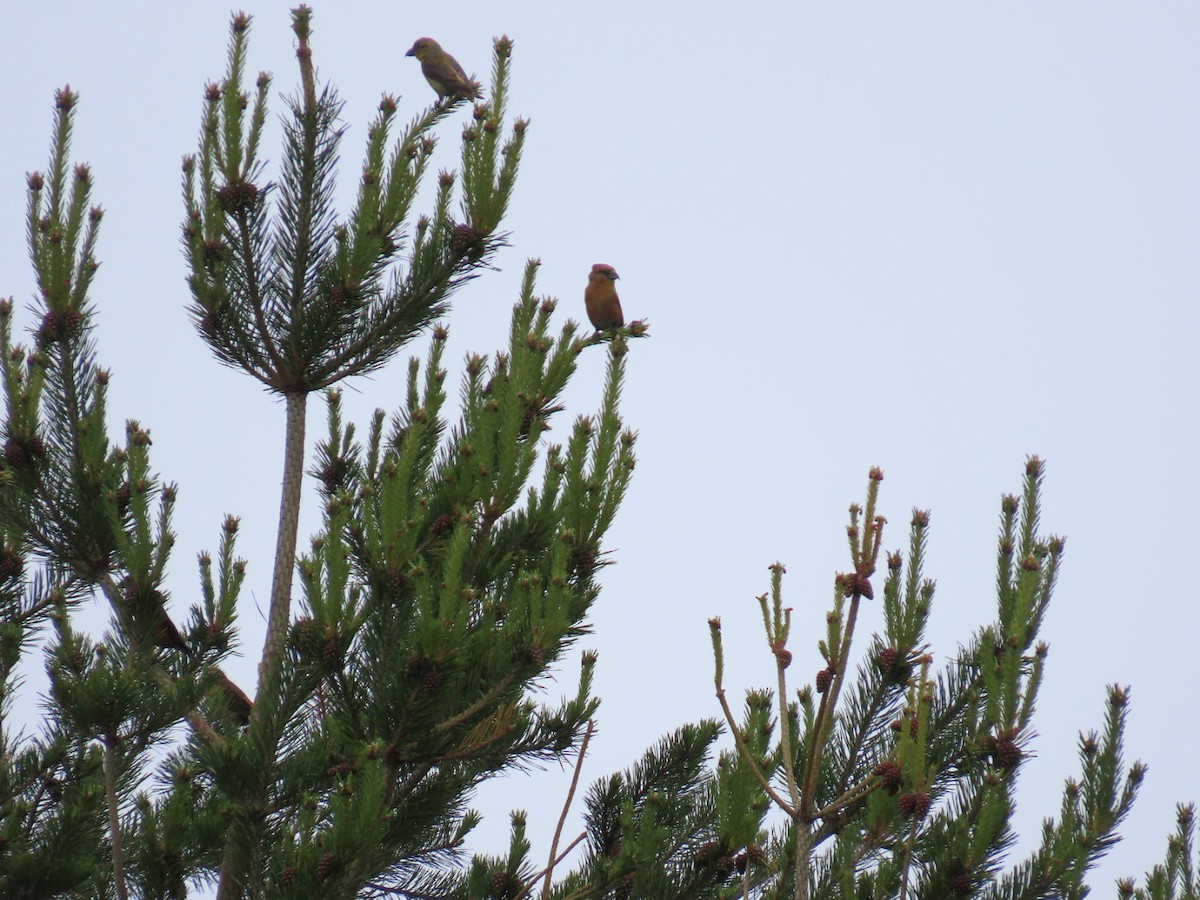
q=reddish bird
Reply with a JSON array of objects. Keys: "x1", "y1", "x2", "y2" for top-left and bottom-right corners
[
  {"x1": 584, "y1": 264, "x2": 624, "y2": 331},
  {"x1": 405, "y1": 37, "x2": 482, "y2": 102}
]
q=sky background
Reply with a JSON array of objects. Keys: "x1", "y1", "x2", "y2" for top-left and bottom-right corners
[{"x1": 1, "y1": 1, "x2": 1198, "y2": 893}]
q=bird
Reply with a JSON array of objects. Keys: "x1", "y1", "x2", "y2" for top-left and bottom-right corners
[
  {"x1": 584, "y1": 264, "x2": 624, "y2": 331},
  {"x1": 405, "y1": 37, "x2": 482, "y2": 102}
]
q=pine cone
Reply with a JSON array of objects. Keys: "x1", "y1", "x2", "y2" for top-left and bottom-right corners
[
  {"x1": 422, "y1": 665, "x2": 442, "y2": 693},
  {"x1": 279, "y1": 866, "x2": 296, "y2": 888},
  {"x1": 316, "y1": 851, "x2": 338, "y2": 882},
  {"x1": 994, "y1": 737, "x2": 1022, "y2": 772},
  {"x1": 450, "y1": 223, "x2": 484, "y2": 260},
  {"x1": 815, "y1": 668, "x2": 833, "y2": 693},
  {"x1": 524, "y1": 643, "x2": 545, "y2": 667},
  {"x1": 614, "y1": 873, "x2": 636, "y2": 899},
  {"x1": 489, "y1": 870, "x2": 515, "y2": 898},
  {"x1": 898, "y1": 792, "x2": 931, "y2": 820},
  {"x1": 321, "y1": 628, "x2": 340, "y2": 664},
  {"x1": 873, "y1": 760, "x2": 904, "y2": 794},
  {"x1": 744, "y1": 844, "x2": 767, "y2": 866},
  {"x1": 386, "y1": 562, "x2": 407, "y2": 594},
  {"x1": 569, "y1": 547, "x2": 597, "y2": 579},
  {"x1": 694, "y1": 841, "x2": 723, "y2": 866},
  {"x1": 4, "y1": 435, "x2": 46, "y2": 468},
  {"x1": 114, "y1": 481, "x2": 132, "y2": 515},
  {"x1": 951, "y1": 873, "x2": 973, "y2": 896},
  {"x1": 0, "y1": 546, "x2": 23, "y2": 582},
  {"x1": 319, "y1": 459, "x2": 347, "y2": 491},
  {"x1": 216, "y1": 178, "x2": 260, "y2": 213},
  {"x1": 878, "y1": 646, "x2": 898, "y2": 672}
]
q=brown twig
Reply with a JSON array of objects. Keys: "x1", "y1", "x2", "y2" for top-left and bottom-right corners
[{"x1": 536, "y1": 719, "x2": 594, "y2": 898}]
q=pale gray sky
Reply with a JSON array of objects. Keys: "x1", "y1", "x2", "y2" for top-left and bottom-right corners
[{"x1": 1, "y1": 1, "x2": 1197, "y2": 893}]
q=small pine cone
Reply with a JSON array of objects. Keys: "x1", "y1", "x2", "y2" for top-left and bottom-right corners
[
  {"x1": 429, "y1": 513, "x2": 455, "y2": 537},
  {"x1": 873, "y1": 760, "x2": 904, "y2": 794},
  {"x1": 216, "y1": 179, "x2": 260, "y2": 213},
  {"x1": 841, "y1": 572, "x2": 874, "y2": 599},
  {"x1": 614, "y1": 873, "x2": 636, "y2": 900},
  {"x1": 316, "y1": 851, "x2": 338, "y2": 882},
  {"x1": 4, "y1": 435, "x2": 46, "y2": 469},
  {"x1": 386, "y1": 563, "x2": 407, "y2": 594},
  {"x1": 744, "y1": 844, "x2": 767, "y2": 866},
  {"x1": 994, "y1": 737, "x2": 1022, "y2": 772},
  {"x1": 65, "y1": 647, "x2": 87, "y2": 673},
  {"x1": 951, "y1": 873, "x2": 973, "y2": 896},
  {"x1": 321, "y1": 630, "x2": 340, "y2": 664},
  {"x1": 489, "y1": 870, "x2": 514, "y2": 897},
  {"x1": 0, "y1": 546, "x2": 23, "y2": 582},
  {"x1": 815, "y1": 668, "x2": 833, "y2": 693},
  {"x1": 38, "y1": 311, "x2": 63, "y2": 344},
  {"x1": 901, "y1": 792, "x2": 931, "y2": 820},
  {"x1": 878, "y1": 646, "x2": 898, "y2": 673},
  {"x1": 328, "y1": 282, "x2": 353, "y2": 307},
  {"x1": 570, "y1": 547, "x2": 597, "y2": 578},
  {"x1": 774, "y1": 648, "x2": 793, "y2": 669},
  {"x1": 115, "y1": 482, "x2": 132, "y2": 515},
  {"x1": 694, "y1": 840, "x2": 723, "y2": 866},
  {"x1": 450, "y1": 223, "x2": 482, "y2": 259},
  {"x1": 715, "y1": 855, "x2": 737, "y2": 878},
  {"x1": 319, "y1": 459, "x2": 345, "y2": 490},
  {"x1": 422, "y1": 666, "x2": 442, "y2": 693},
  {"x1": 524, "y1": 643, "x2": 545, "y2": 667},
  {"x1": 279, "y1": 866, "x2": 296, "y2": 888}
]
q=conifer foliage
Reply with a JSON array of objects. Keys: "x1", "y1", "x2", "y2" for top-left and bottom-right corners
[
  {"x1": 0, "y1": 7, "x2": 1195, "y2": 900},
  {"x1": 703, "y1": 462, "x2": 1150, "y2": 899},
  {"x1": 0, "y1": 7, "x2": 642, "y2": 897}
]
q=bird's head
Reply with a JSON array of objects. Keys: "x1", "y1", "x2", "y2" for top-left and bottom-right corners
[
  {"x1": 590, "y1": 263, "x2": 620, "y2": 282},
  {"x1": 406, "y1": 37, "x2": 439, "y2": 60}
]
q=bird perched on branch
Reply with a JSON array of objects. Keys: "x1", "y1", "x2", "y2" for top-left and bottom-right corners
[
  {"x1": 584, "y1": 264, "x2": 624, "y2": 332},
  {"x1": 406, "y1": 37, "x2": 482, "y2": 102}
]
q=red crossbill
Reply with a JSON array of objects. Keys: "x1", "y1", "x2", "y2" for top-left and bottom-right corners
[
  {"x1": 584, "y1": 263, "x2": 624, "y2": 331},
  {"x1": 405, "y1": 37, "x2": 482, "y2": 102},
  {"x1": 129, "y1": 586, "x2": 253, "y2": 723}
]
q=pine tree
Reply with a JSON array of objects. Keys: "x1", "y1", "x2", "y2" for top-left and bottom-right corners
[
  {"x1": 0, "y1": 8, "x2": 647, "y2": 898},
  {"x1": 524, "y1": 462, "x2": 1195, "y2": 899},
  {"x1": 0, "y1": 7, "x2": 1194, "y2": 900},
  {"x1": 699, "y1": 462, "x2": 1148, "y2": 899}
]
